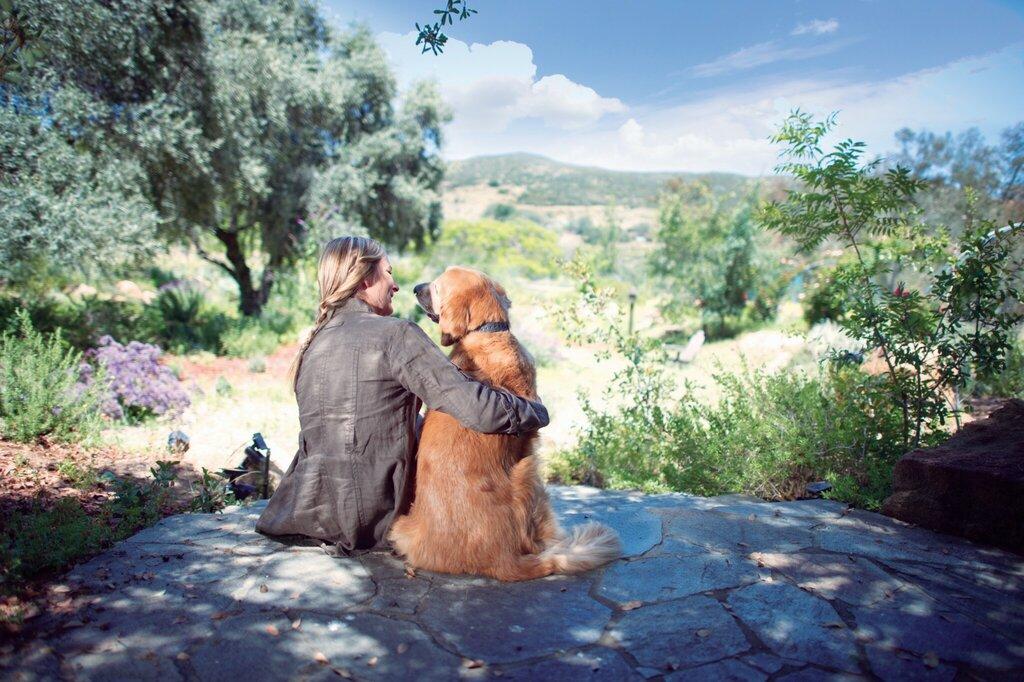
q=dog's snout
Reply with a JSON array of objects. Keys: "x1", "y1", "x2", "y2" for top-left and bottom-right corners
[{"x1": 414, "y1": 282, "x2": 428, "y2": 296}]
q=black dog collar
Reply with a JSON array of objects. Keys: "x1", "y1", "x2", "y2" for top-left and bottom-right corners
[{"x1": 469, "y1": 321, "x2": 510, "y2": 334}]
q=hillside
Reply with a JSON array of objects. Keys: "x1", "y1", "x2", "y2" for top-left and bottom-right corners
[{"x1": 444, "y1": 153, "x2": 756, "y2": 208}]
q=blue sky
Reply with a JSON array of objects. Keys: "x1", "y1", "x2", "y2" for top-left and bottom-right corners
[{"x1": 322, "y1": 1, "x2": 1024, "y2": 175}]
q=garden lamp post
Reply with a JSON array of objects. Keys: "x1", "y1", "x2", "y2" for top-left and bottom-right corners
[{"x1": 628, "y1": 289, "x2": 637, "y2": 335}]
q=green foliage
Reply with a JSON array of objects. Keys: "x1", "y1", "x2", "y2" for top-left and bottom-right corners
[
  {"x1": 553, "y1": 365, "x2": 907, "y2": 509},
  {"x1": 651, "y1": 182, "x2": 785, "y2": 339},
  {"x1": 0, "y1": 461, "x2": 180, "y2": 591},
  {"x1": 549, "y1": 261, "x2": 908, "y2": 509},
  {"x1": 0, "y1": 294, "x2": 152, "y2": 350},
  {"x1": 57, "y1": 459, "x2": 99, "y2": 490},
  {"x1": 189, "y1": 467, "x2": 235, "y2": 514},
  {"x1": 0, "y1": 312, "x2": 106, "y2": 444},
  {"x1": 415, "y1": 0, "x2": 478, "y2": 55},
  {"x1": 430, "y1": 219, "x2": 562, "y2": 279},
  {"x1": 761, "y1": 111, "x2": 1024, "y2": 448},
  {"x1": 975, "y1": 331, "x2": 1024, "y2": 398},
  {"x1": 4, "y1": 0, "x2": 449, "y2": 316},
  {"x1": 801, "y1": 262, "x2": 852, "y2": 324}
]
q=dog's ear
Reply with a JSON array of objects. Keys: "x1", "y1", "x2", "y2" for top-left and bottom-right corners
[
  {"x1": 439, "y1": 288, "x2": 468, "y2": 346},
  {"x1": 491, "y1": 282, "x2": 511, "y2": 313}
]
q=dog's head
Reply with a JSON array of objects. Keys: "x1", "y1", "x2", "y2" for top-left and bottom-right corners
[{"x1": 414, "y1": 267, "x2": 511, "y2": 346}]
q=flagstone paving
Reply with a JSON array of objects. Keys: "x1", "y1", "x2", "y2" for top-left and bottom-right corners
[{"x1": 3, "y1": 486, "x2": 1023, "y2": 681}]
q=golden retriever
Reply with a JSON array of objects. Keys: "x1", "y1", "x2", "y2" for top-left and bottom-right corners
[{"x1": 388, "y1": 267, "x2": 620, "y2": 581}]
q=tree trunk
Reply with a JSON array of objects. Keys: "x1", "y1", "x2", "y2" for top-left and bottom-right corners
[{"x1": 216, "y1": 228, "x2": 265, "y2": 317}]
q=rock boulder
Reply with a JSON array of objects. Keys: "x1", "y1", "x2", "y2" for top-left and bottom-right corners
[{"x1": 882, "y1": 399, "x2": 1024, "y2": 553}]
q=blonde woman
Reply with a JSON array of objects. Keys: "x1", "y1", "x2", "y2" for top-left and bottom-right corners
[{"x1": 256, "y1": 236, "x2": 549, "y2": 554}]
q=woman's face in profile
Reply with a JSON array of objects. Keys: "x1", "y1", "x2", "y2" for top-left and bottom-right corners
[{"x1": 360, "y1": 256, "x2": 399, "y2": 316}]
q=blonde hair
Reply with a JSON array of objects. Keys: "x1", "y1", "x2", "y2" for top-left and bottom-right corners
[{"x1": 288, "y1": 236, "x2": 386, "y2": 389}]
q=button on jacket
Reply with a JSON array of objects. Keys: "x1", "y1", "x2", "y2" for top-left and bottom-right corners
[{"x1": 255, "y1": 297, "x2": 549, "y2": 553}]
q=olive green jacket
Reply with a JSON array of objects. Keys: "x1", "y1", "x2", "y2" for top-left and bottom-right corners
[{"x1": 255, "y1": 297, "x2": 549, "y2": 552}]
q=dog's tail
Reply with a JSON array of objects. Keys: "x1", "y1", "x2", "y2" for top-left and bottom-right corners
[{"x1": 539, "y1": 522, "x2": 621, "y2": 574}]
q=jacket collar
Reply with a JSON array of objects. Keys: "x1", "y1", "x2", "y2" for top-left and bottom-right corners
[{"x1": 323, "y1": 297, "x2": 374, "y2": 329}]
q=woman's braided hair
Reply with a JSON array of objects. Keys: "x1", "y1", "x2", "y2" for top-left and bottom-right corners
[{"x1": 288, "y1": 236, "x2": 386, "y2": 390}]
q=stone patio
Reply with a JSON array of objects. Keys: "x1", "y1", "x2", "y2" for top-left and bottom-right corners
[{"x1": 4, "y1": 486, "x2": 1023, "y2": 681}]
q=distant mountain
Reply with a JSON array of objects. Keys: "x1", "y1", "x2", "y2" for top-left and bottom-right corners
[{"x1": 444, "y1": 153, "x2": 757, "y2": 208}]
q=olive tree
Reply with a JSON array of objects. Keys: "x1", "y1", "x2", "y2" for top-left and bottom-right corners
[{"x1": 2, "y1": 0, "x2": 448, "y2": 315}]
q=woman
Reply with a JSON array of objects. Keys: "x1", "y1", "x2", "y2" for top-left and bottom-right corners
[{"x1": 256, "y1": 236, "x2": 549, "y2": 554}]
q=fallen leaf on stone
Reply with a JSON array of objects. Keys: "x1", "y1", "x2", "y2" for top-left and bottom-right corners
[
  {"x1": 736, "y1": 542, "x2": 749, "y2": 548},
  {"x1": 210, "y1": 611, "x2": 230, "y2": 621},
  {"x1": 462, "y1": 658, "x2": 485, "y2": 669},
  {"x1": 621, "y1": 600, "x2": 643, "y2": 611},
  {"x1": 50, "y1": 584, "x2": 71, "y2": 595},
  {"x1": 939, "y1": 614, "x2": 954, "y2": 623},
  {"x1": 289, "y1": 591, "x2": 301, "y2": 600},
  {"x1": 173, "y1": 616, "x2": 187, "y2": 625},
  {"x1": 396, "y1": 643, "x2": 409, "y2": 654},
  {"x1": 264, "y1": 624, "x2": 279, "y2": 636},
  {"x1": 331, "y1": 668, "x2": 352, "y2": 678},
  {"x1": 141, "y1": 650, "x2": 157, "y2": 662},
  {"x1": 176, "y1": 652, "x2": 190, "y2": 661},
  {"x1": 404, "y1": 567, "x2": 417, "y2": 579},
  {"x1": 824, "y1": 621, "x2": 845, "y2": 629},
  {"x1": 366, "y1": 656, "x2": 378, "y2": 667},
  {"x1": 922, "y1": 652, "x2": 939, "y2": 668},
  {"x1": 314, "y1": 651, "x2": 329, "y2": 665},
  {"x1": 291, "y1": 618, "x2": 302, "y2": 630},
  {"x1": 696, "y1": 629, "x2": 710, "y2": 638},
  {"x1": 259, "y1": 584, "x2": 269, "y2": 593}
]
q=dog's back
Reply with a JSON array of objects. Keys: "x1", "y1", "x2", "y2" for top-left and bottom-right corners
[{"x1": 390, "y1": 330, "x2": 619, "y2": 581}]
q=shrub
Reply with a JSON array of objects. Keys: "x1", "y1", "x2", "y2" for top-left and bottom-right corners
[
  {"x1": 550, "y1": 257, "x2": 913, "y2": 510},
  {"x1": 430, "y1": 219, "x2": 562, "y2": 279},
  {"x1": 761, "y1": 111, "x2": 1024, "y2": 448},
  {"x1": 84, "y1": 337, "x2": 190, "y2": 422},
  {"x1": 802, "y1": 263, "x2": 851, "y2": 325},
  {"x1": 553, "y1": 365, "x2": 907, "y2": 509},
  {"x1": 0, "y1": 312, "x2": 106, "y2": 444},
  {"x1": 651, "y1": 183, "x2": 785, "y2": 339},
  {"x1": 0, "y1": 461, "x2": 181, "y2": 591},
  {"x1": 219, "y1": 321, "x2": 282, "y2": 358},
  {"x1": 0, "y1": 294, "x2": 155, "y2": 351}
]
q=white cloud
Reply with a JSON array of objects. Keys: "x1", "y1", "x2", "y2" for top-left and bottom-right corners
[
  {"x1": 792, "y1": 19, "x2": 839, "y2": 36},
  {"x1": 377, "y1": 31, "x2": 625, "y2": 135},
  {"x1": 691, "y1": 38, "x2": 853, "y2": 78},
  {"x1": 466, "y1": 45, "x2": 1024, "y2": 175}
]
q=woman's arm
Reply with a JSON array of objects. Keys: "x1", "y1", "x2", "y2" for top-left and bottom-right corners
[{"x1": 388, "y1": 320, "x2": 549, "y2": 435}]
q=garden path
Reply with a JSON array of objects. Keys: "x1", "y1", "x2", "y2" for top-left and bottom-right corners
[{"x1": 4, "y1": 486, "x2": 1023, "y2": 681}]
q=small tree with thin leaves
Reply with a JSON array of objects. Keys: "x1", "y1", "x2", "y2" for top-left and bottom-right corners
[{"x1": 761, "y1": 111, "x2": 1023, "y2": 450}]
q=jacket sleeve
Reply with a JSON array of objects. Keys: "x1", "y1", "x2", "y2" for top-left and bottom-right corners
[{"x1": 387, "y1": 320, "x2": 549, "y2": 435}]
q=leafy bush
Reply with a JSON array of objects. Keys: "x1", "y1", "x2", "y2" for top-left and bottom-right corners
[
  {"x1": 189, "y1": 467, "x2": 236, "y2": 513},
  {"x1": 0, "y1": 462, "x2": 180, "y2": 591},
  {"x1": 0, "y1": 294, "x2": 156, "y2": 351},
  {"x1": 549, "y1": 257, "x2": 911, "y2": 510},
  {"x1": 975, "y1": 330, "x2": 1024, "y2": 398},
  {"x1": 651, "y1": 182, "x2": 786, "y2": 340},
  {"x1": 801, "y1": 263, "x2": 851, "y2": 324},
  {"x1": 0, "y1": 312, "x2": 106, "y2": 444},
  {"x1": 552, "y1": 365, "x2": 908, "y2": 509},
  {"x1": 83, "y1": 337, "x2": 190, "y2": 422},
  {"x1": 430, "y1": 219, "x2": 562, "y2": 279},
  {"x1": 761, "y1": 111, "x2": 1024, "y2": 448},
  {"x1": 219, "y1": 321, "x2": 283, "y2": 358}
]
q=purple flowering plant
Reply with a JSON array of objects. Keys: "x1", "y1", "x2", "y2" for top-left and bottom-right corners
[{"x1": 81, "y1": 336, "x2": 190, "y2": 422}]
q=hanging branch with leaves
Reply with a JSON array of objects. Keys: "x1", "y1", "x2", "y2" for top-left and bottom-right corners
[{"x1": 415, "y1": 0, "x2": 477, "y2": 55}]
